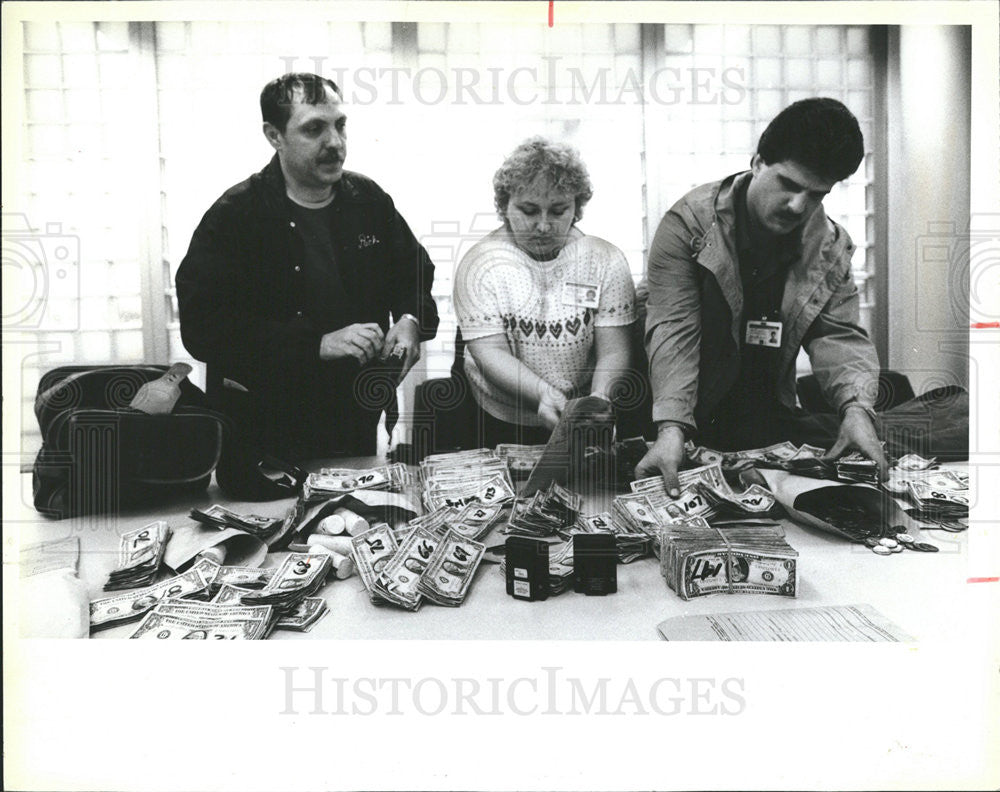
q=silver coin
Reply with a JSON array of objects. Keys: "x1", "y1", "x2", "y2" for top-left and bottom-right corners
[
  {"x1": 878, "y1": 537, "x2": 899, "y2": 548},
  {"x1": 913, "y1": 542, "x2": 940, "y2": 552},
  {"x1": 894, "y1": 533, "x2": 916, "y2": 544},
  {"x1": 872, "y1": 545, "x2": 892, "y2": 556},
  {"x1": 889, "y1": 544, "x2": 904, "y2": 553}
]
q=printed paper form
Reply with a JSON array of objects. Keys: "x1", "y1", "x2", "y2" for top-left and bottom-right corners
[{"x1": 657, "y1": 603, "x2": 915, "y2": 642}]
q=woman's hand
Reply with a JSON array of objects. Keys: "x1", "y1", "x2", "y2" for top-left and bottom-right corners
[{"x1": 536, "y1": 382, "x2": 567, "y2": 429}]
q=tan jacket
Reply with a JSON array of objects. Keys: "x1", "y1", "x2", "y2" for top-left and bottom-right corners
[{"x1": 644, "y1": 171, "x2": 879, "y2": 432}]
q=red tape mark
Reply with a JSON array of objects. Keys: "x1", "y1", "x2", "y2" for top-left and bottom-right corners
[
  {"x1": 548, "y1": 1, "x2": 554, "y2": 27},
  {"x1": 970, "y1": 322, "x2": 1000, "y2": 329},
  {"x1": 967, "y1": 577, "x2": 999, "y2": 583}
]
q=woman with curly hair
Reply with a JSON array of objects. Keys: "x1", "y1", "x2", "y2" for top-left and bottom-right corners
[{"x1": 453, "y1": 137, "x2": 637, "y2": 445}]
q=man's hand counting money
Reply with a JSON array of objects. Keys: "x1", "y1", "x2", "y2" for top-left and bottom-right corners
[
  {"x1": 381, "y1": 318, "x2": 421, "y2": 380},
  {"x1": 319, "y1": 323, "x2": 385, "y2": 364},
  {"x1": 634, "y1": 424, "x2": 686, "y2": 497},
  {"x1": 822, "y1": 406, "x2": 888, "y2": 481}
]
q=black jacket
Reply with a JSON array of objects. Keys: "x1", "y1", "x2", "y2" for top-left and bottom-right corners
[{"x1": 176, "y1": 155, "x2": 439, "y2": 458}]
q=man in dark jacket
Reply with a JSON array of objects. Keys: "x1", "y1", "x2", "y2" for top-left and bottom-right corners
[
  {"x1": 176, "y1": 73, "x2": 438, "y2": 460},
  {"x1": 636, "y1": 98, "x2": 886, "y2": 494}
]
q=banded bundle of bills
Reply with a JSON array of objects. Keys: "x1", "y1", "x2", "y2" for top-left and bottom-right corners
[
  {"x1": 89, "y1": 557, "x2": 219, "y2": 632},
  {"x1": 421, "y1": 449, "x2": 515, "y2": 511},
  {"x1": 686, "y1": 441, "x2": 826, "y2": 472},
  {"x1": 371, "y1": 526, "x2": 441, "y2": 610},
  {"x1": 447, "y1": 502, "x2": 506, "y2": 541},
  {"x1": 128, "y1": 599, "x2": 276, "y2": 640},
  {"x1": 565, "y1": 511, "x2": 650, "y2": 563},
  {"x1": 835, "y1": 452, "x2": 880, "y2": 485},
  {"x1": 304, "y1": 463, "x2": 408, "y2": 500},
  {"x1": 495, "y1": 443, "x2": 546, "y2": 478},
  {"x1": 902, "y1": 470, "x2": 969, "y2": 527},
  {"x1": 352, "y1": 523, "x2": 400, "y2": 604},
  {"x1": 209, "y1": 565, "x2": 276, "y2": 593},
  {"x1": 416, "y1": 530, "x2": 487, "y2": 606},
  {"x1": 497, "y1": 539, "x2": 575, "y2": 595},
  {"x1": 895, "y1": 453, "x2": 938, "y2": 472},
  {"x1": 630, "y1": 462, "x2": 735, "y2": 521},
  {"x1": 658, "y1": 520, "x2": 798, "y2": 600},
  {"x1": 213, "y1": 584, "x2": 328, "y2": 632},
  {"x1": 694, "y1": 482, "x2": 781, "y2": 519},
  {"x1": 612, "y1": 493, "x2": 677, "y2": 537},
  {"x1": 505, "y1": 481, "x2": 583, "y2": 538},
  {"x1": 104, "y1": 521, "x2": 172, "y2": 591},
  {"x1": 240, "y1": 553, "x2": 332, "y2": 613},
  {"x1": 189, "y1": 505, "x2": 284, "y2": 540}
]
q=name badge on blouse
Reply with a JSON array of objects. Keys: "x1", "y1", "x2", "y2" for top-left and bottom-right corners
[
  {"x1": 561, "y1": 281, "x2": 601, "y2": 309},
  {"x1": 746, "y1": 319, "x2": 783, "y2": 348}
]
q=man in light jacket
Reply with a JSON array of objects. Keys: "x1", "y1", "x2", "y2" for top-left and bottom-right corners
[{"x1": 636, "y1": 98, "x2": 886, "y2": 494}]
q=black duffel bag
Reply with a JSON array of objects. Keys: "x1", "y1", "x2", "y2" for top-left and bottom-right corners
[{"x1": 32, "y1": 365, "x2": 304, "y2": 518}]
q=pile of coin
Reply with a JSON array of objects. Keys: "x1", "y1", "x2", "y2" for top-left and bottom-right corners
[
  {"x1": 420, "y1": 449, "x2": 516, "y2": 511},
  {"x1": 658, "y1": 518, "x2": 798, "y2": 600}
]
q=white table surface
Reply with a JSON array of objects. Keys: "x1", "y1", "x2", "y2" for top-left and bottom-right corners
[{"x1": 14, "y1": 459, "x2": 974, "y2": 642}]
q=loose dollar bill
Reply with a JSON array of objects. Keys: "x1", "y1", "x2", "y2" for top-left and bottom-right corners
[{"x1": 129, "y1": 600, "x2": 275, "y2": 639}]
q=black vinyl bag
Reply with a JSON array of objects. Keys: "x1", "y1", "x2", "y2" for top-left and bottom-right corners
[{"x1": 32, "y1": 365, "x2": 303, "y2": 518}]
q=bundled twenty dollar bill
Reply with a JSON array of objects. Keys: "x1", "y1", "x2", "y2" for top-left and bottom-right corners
[{"x1": 658, "y1": 519, "x2": 798, "y2": 600}]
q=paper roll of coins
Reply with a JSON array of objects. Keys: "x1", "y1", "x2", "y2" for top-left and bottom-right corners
[
  {"x1": 334, "y1": 508, "x2": 370, "y2": 536},
  {"x1": 305, "y1": 533, "x2": 353, "y2": 555},
  {"x1": 316, "y1": 514, "x2": 347, "y2": 536},
  {"x1": 308, "y1": 545, "x2": 355, "y2": 579}
]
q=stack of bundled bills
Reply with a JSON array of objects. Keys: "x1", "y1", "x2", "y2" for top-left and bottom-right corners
[
  {"x1": 128, "y1": 599, "x2": 277, "y2": 640},
  {"x1": 629, "y1": 462, "x2": 779, "y2": 523},
  {"x1": 352, "y1": 523, "x2": 486, "y2": 610},
  {"x1": 103, "y1": 521, "x2": 172, "y2": 591},
  {"x1": 835, "y1": 451, "x2": 880, "y2": 485},
  {"x1": 213, "y1": 584, "x2": 328, "y2": 632},
  {"x1": 189, "y1": 505, "x2": 284, "y2": 541},
  {"x1": 505, "y1": 481, "x2": 583, "y2": 538},
  {"x1": 420, "y1": 449, "x2": 516, "y2": 511},
  {"x1": 894, "y1": 469, "x2": 969, "y2": 530},
  {"x1": 658, "y1": 517, "x2": 798, "y2": 600},
  {"x1": 303, "y1": 463, "x2": 409, "y2": 500},
  {"x1": 89, "y1": 557, "x2": 219, "y2": 632},
  {"x1": 495, "y1": 443, "x2": 546, "y2": 478},
  {"x1": 560, "y1": 511, "x2": 651, "y2": 563},
  {"x1": 240, "y1": 553, "x2": 333, "y2": 615},
  {"x1": 497, "y1": 539, "x2": 575, "y2": 595}
]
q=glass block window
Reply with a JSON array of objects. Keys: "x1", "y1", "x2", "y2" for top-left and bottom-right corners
[
  {"x1": 648, "y1": 24, "x2": 877, "y2": 336},
  {"x1": 14, "y1": 21, "x2": 146, "y2": 461}
]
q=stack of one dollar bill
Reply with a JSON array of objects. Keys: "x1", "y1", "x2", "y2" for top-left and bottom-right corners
[
  {"x1": 505, "y1": 481, "x2": 583, "y2": 538},
  {"x1": 495, "y1": 443, "x2": 546, "y2": 478},
  {"x1": 90, "y1": 557, "x2": 220, "y2": 632},
  {"x1": 420, "y1": 449, "x2": 516, "y2": 511},
  {"x1": 352, "y1": 522, "x2": 486, "y2": 610},
  {"x1": 240, "y1": 553, "x2": 332, "y2": 614},
  {"x1": 658, "y1": 518, "x2": 798, "y2": 600},
  {"x1": 189, "y1": 505, "x2": 284, "y2": 541},
  {"x1": 212, "y1": 583, "x2": 328, "y2": 632},
  {"x1": 303, "y1": 463, "x2": 409, "y2": 501},
  {"x1": 206, "y1": 565, "x2": 276, "y2": 594},
  {"x1": 900, "y1": 470, "x2": 969, "y2": 528},
  {"x1": 128, "y1": 599, "x2": 277, "y2": 640},
  {"x1": 560, "y1": 511, "x2": 651, "y2": 563},
  {"x1": 104, "y1": 521, "x2": 172, "y2": 591}
]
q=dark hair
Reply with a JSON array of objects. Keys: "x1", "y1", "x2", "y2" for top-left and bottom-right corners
[
  {"x1": 493, "y1": 136, "x2": 594, "y2": 223},
  {"x1": 756, "y1": 97, "x2": 864, "y2": 182},
  {"x1": 260, "y1": 73, "x2": 342, "y2": 133}
]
